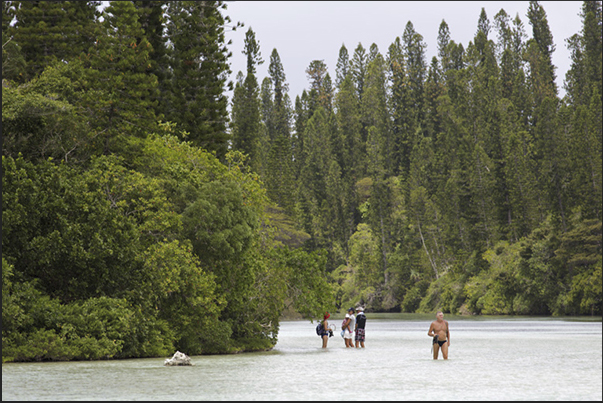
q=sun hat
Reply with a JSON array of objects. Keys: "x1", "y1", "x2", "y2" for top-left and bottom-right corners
[
  {"x1": 348, "y1": 307, "x2": 355, "y2": 312},
  {"x1": 356, "y1": 306, "x2": 364, "y2": 311}
]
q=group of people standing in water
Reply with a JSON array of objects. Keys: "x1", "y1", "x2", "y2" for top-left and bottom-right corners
[
  {"x1": 318, "y1": 310, "x2": 450, "y2": 360},
  {"x1": 319, "y1": 306, "x2": 366, "y2": 349}
]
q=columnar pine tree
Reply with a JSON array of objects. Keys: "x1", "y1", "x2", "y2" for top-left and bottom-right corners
[
  {"x1": 305, "y1": 59, "x2": 329, "y2": 113},
  {"x1": 526, "y1": 1, "x2": 569, "y2": 231},
  {"x1": 293, "y1": 90, "x2": 310, "y2": 180},
  {"x1": 133, "y1": 1, "x2": 169, "y2": 120},
  {"x1": 165, "y1": 0, "x2": 232, "y2": 157},
  {"x1": 335, "y1": 44, "x2": 350, "y2": 89},
  {"x1": 563, "y1": 1, "x2": 602, "y2": 221},
  {"x1": 86, "y1": 0, "x2": 158, "y2": 154},
  {"x1": 461, "y1": 10, "x2": 501, "y2": 248},
  {"x1": 363, "y1": 53, "x2": 394, "y2": 282},
  {"x1": 351, "y1": 43, "x2": 368, "y2": 103},
  {"x1": 10, "y1": 1, "x2": 99, "y2": 81},
  {"x1": 264, "y1": 49, "x2": 295, "y2": 213},
  {"x1": 334, "y1": 74, "x2": 363, "y2": 241},
  {"x1": 387, "y1": 36, "x2": 412, "y2": 179},
  {"x1": 402, "y1": 21, "x2": 427, "y2": 135},
  {"x1": 230, "y1": 28, "x2": 263, "y2": 171}
]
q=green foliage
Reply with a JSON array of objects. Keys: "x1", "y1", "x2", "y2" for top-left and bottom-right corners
[
  {"x1": 2, "y1": 81, "x2": 91, "y2": 163},
  {"x1": 2, "y1": 257, "x2": 166, "y2": 362},
  {"x1": 463, "y1": 241, "x2": 521, "y2": 314},
  {"x1": 3, "y1": 0, "x2": 602, "y2": 365}
]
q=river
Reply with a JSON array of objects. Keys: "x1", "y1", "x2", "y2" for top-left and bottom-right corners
[{"x1": 2, "y1": 315, "x2": 601, "y2": 401}]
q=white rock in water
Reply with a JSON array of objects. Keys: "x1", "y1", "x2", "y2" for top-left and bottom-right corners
[{"x1": 164, "y1": 351, "x2": 193, "y2": 366}]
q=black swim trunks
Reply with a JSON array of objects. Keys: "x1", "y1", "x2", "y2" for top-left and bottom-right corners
[{"x1": 437, "y1": 339, "x2": 447, "y2": 347}]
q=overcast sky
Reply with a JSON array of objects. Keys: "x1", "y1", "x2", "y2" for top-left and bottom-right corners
[{"x1": 223, "y1": 1, "x2": 584, "y2": 103}]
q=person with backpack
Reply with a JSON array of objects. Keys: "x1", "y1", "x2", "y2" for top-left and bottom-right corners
[
  {"x1": 316, "y1": 312, "x2": 331, "y2": 348},
  {"x1": 355, "y1": 306, "x2": 366, "y2": 348}
]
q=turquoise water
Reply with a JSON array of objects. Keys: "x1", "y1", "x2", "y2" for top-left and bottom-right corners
[{"x1": 2, "y1": 317, "x2": 601, "y2": 400}]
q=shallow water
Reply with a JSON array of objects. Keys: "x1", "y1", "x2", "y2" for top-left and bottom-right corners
[{"x1": 2, "y1": 316, "x2": 602, "y2": 401}]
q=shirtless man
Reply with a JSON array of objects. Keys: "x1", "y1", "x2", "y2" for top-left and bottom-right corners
[{"x1": 427, "y1": 311, "x2": 450, "y2": 360}]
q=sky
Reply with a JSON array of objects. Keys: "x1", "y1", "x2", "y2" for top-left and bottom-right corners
[{"x1": 223, "y1": 1, "x2": 585, "y2": 103}]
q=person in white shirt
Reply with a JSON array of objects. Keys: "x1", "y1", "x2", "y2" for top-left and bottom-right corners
[{"x1": 342, "y1": 307, "x2": 355, "y2": 348}]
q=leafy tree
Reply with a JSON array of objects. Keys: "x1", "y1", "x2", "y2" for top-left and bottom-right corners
[{"x1": 2, "y1": 69, "x2": 93, "y2": 163}]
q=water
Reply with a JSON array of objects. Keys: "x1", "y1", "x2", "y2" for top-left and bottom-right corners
[{"x1": 3, "y1": 316, "x2": 602, "y2": 401}]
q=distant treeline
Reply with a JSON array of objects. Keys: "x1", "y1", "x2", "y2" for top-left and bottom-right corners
[
  {"x1": 229, "y1": 1, "x2": 602, "y2": 316},
  {"x1": 1, "y1": 1, "x2": 601, "y2": 363}
]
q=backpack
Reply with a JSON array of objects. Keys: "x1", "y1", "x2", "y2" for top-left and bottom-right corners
[
  {"x1": 316, "y1": 322, "x2": 324, "y2": 335},
  {"x1": 356, "y1": 313, "x2": 366, "y2": 328}
]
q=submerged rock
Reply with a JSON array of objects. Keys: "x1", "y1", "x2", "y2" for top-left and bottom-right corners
[{"x1": 164, "y1": 351, "x2": 193, "y2": 366}]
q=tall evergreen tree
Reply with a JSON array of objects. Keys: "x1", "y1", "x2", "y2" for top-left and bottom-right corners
[
  {"x1": 297, "y1": 107, "x2": 334, "y2": 245},
  {"x1": 133, "y1": 1, "x2": 169, "y2": 120},
  {"x1": 264, "y1": 49, "x2": 295, "y2": 213},
  {"x1": 165, "y1": 0, "x2": 232, "y2": 157},
  {"x1": 387, "y1": 36, "x2": 412, "y2": 178},
  {"x1": 10, "y1": 1, "x2": 99, "y2": 81},
  {"x1": 305, "y1": 59, "x2": 329, "y2": 113},
  {"x1": 423, "y1": 57, "x2": 445, "y2": 141},
  {"x1": 230, "y1": 28, "x2": 263, "y2": 171},
  {"x1": 402, "y1": 21, "x2": 427, "y2": 136},
  {"x1": 293, "y1": 90, "x2": 310, "y2": 180},
  {"x1": 565, "y1": 1, "x2": 602, "y2": 107},
  {"x1": 351, "y1": 43, "x2": 368, "y2": 102},
  {"x1": 334, "y1": 74, "x2": 363, "y2": 241},
  {"x1": 86, "y1": 0, "x2": 158, "y2": 154},
  {"x1": 363, "y1": 53, "x2": 394, "y2": 282},
  {"x1": 335, "y1": 44, "x2": 350, "y2": 89},
  {"x1": 471, "y1": 12, "x2": 505, "y2": 245},
  {"x1": 526, "y1": 0, "x2": 558, "y2": 102},
  {"x1": 563, "y1": 2, "x2": 602, "y2": 221},
  {"x1": 525, "y1": 1, "x2": 570, "y2": 231},
  {"x1": 437, "y1": 19, "x2": 451, "y2": 68}
]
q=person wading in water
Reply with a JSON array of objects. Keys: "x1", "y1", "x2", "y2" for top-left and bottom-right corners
[
  {"x1": 427, "y1": 311, "x2": 450, "y2": 360},
  {"x1": 320, "y1": 313, "x2": 331, "y2": 348}
]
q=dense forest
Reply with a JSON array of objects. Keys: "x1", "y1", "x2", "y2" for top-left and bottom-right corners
[{"x1": 2, "y1": 1, "x2": 601, "y2": 363}]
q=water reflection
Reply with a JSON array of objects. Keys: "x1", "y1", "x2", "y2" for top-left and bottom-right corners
[{"x1": 3, "y1": 317, "x2": 602, "y2": 401}]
